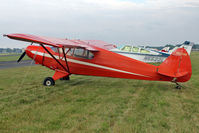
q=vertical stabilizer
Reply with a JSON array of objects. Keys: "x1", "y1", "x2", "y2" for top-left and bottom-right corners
[{"x1": 158, "y1": 48, "x2": 192, "y2": 82}]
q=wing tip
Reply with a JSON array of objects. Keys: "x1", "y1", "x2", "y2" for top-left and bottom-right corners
[{"x1": 3, "y1": 34, "x2": 8, "y2": 37}]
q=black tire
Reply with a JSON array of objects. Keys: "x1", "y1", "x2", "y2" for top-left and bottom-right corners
[
  {"x1": 43, "y1": 77, "x2": 55, "y2": 86},
  {"x1": 60, "y1": 76, "x2": 70, "y2": 81}
]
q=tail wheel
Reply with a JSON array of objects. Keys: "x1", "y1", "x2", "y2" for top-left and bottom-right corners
[
  {"x1": 43, "y1": 77, "x2": 55, "y2": 86},
  {"x1": 176, "y1": 85, "x2": 182, "y2": 89}
]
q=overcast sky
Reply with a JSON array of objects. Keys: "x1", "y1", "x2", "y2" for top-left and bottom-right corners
[{"x1": 0, "y1": 0, "x2": 199, "y2": 48}]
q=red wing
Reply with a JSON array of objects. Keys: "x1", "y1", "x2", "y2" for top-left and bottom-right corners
[
  {"x1": 5, "y1": 33, "x2": 98, "y2": 51},
  {"x1": 83, "y1": 40, "x2": 117, "y2": 50}
]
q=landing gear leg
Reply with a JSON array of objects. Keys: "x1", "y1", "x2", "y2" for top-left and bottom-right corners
[
  {"x1": 172, "y1": 78, "x2": 182, "y2": 89},
  {"x1": 43, "y1": 77, "x2": 55, "y2": 86},
  {"x1": 60, "y1": 76, "x2": 70, "y2": 81},
  {"x1": 175, "y1": 82, "x2": 182, "y2": 89}
]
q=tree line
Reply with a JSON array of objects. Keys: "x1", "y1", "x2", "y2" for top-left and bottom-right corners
[{"x1": 0, "y1": 48, "x2": 23, "y2": 53}]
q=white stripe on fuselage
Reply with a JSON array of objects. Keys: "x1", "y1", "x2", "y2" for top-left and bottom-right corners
[{"x1": 31, "y1": 51, "x2": 150, "y2": 78}]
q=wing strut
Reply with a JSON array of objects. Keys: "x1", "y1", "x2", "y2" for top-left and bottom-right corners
[
  {"x1": 40, "y1": 44, "x2": 69, "y2": 73},
  {"x1": 62, "y1": 48, "x2": 70, "y2": 73}
]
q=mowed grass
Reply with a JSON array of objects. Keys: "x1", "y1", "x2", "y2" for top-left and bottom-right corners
[
  {"x1": 0, "y1": 52, "x2": 199, "y2": 133},
  {"x1": 0, "y1": 54, "x2": 30, "y2": 62}
]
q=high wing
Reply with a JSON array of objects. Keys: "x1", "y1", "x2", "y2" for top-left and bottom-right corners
[
  {"x1": 83, "y1": 40, "x2": 116, "y2": 50},
  {"x1": 5, "y1": 33, "x2": 102, "y2": 51}
]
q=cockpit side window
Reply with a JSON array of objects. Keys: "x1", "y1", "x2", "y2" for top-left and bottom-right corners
[
  {"x1": 65, "y1": 48, "x2": 69, "y2": 53},
  {"x1": 51, "y1": 47, "x2": 94, "y2": 59},
  {"x1": 74, "y1": 48, "x2": 85, "y2": 57},
  {"x1": 67, "y1": 48, "x2": 74, "y2": 56},
  {"x1": 51, "y1": 47, "x2": 69, "y2": 54},
  {"x1": 73, "y1": 48, "x2": 94, "y2": 59}
]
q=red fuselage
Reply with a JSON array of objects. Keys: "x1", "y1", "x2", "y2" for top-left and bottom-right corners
[{"x1": 25, "y1": 45, "x2": 174, "y2": 82}]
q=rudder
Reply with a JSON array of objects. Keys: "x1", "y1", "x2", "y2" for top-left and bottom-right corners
[{"x1": 158, "y1": 48, "x2": 192, "y2": 82}]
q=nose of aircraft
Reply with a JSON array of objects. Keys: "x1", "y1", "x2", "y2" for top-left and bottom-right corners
[
  {"x1": 25, "y1": 45, "x2": 40, "y2": 60},
  {"x1": 25, "y1": 45, "x2": 48, "y2": 66}
]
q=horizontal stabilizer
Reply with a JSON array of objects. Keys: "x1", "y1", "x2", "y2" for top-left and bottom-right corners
[{"x1": 158, "y1": 48, "x2": 192, "y2": 82}]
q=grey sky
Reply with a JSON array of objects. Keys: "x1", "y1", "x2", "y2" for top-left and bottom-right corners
[{"x1": 0, "y1": 0, "x2": 199, "y2": 48}]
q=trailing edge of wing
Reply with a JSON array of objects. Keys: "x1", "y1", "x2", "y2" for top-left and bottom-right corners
[{"x1": 4, "y1": 33, "x2": 99, "y2": 51}]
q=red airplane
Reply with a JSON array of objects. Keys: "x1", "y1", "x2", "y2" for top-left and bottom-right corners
[{"x1": 4, "y1": 34, "x2": 192, "y2": 89}]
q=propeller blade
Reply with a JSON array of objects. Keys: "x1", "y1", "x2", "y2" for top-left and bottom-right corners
[{"x1": 17, "y1": 52, "x2": 26, "y2": 62}]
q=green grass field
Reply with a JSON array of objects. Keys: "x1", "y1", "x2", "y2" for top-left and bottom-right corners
[{"x1": 0, "y1": 52, "x2": 199, "y2": 133}]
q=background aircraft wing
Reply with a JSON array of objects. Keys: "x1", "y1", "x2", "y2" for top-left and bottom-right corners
[{"x1": 5, "y1": 33, "x2": 99, "y2": 51}]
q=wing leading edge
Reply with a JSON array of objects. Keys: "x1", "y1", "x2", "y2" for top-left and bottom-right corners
[{"x1": 5, "y1": 33, "x2": 99, "y2": 51}]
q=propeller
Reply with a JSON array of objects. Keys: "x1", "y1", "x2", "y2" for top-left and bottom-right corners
[
  {"x1": 17, "y1": 51, "x2": 26, "y2": 62},
  {"x1": 17, "y1": 43, "x2": 32, "y2": 63}
]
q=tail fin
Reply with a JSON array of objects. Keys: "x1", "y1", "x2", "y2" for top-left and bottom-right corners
[{"x1": 158, "y1": 48, "x2": 192, "y2": 82}]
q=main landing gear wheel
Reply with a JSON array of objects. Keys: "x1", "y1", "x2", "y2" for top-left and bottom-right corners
[
  {"x1": 43, "y1": 77, "x2": 55, "y2": 86},
  {"x1": 60, "y1": 76, "x2": 70, "y2": 81}
]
